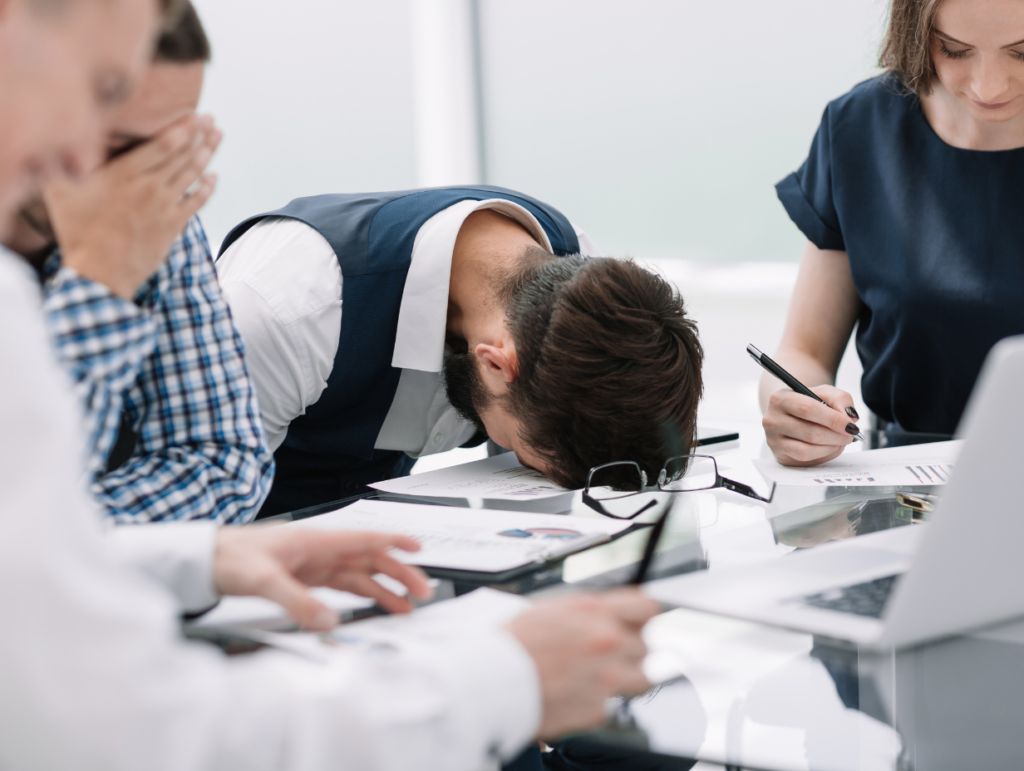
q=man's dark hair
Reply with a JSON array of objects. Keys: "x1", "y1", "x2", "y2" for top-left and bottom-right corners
[
  {"x1": 504, "y1": 254, "x2": 703, "y2": 489},
  {"x1": 155, "y1": 0, "x2": 210, "y2": 64}
]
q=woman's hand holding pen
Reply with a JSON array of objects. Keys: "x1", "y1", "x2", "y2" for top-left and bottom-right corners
[{"x1": 763, "y1": 384, "x2": 861, "y2": 466}]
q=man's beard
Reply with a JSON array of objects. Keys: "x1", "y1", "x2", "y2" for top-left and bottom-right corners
[
  {"x1": 442, "y1": 349, "x2": 494, "y2": 435},
  {"x1": 441, "y1": 244, "x2": 555, "y2": 438}
]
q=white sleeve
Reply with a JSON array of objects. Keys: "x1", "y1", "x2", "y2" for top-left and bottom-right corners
[
  {"x1": 570, "y1": 222, "x2": 603, "y2": 257},
  {"x1": 0, "y1": 250, "x2": 540, "y2": 771},
  {"x1": 216, "y1": 219, "x2": 342, "y2": 453},
  {"x1": 106, "y1": 522, "x2": 220, "y2": 613}
]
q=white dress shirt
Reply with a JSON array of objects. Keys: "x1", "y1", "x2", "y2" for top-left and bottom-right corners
[
  {"x1": 217, "y1": 200, "x2": 600, "y2": 455},
  {"x1": 0, "y1": 248, "x2": 540, "y2": 770}
]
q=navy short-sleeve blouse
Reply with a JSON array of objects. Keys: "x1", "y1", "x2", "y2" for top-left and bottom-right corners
[{"x1": 777, "y1": 74, "x2": 1024, "y2": 434}]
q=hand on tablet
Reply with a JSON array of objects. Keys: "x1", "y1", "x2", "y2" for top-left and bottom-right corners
[
  {"x1": 213, "y1": 526, "x2": 433, "y2": 632},
  {"x1": 507, "y1": 589, "x2": 659, "y2": 740}
]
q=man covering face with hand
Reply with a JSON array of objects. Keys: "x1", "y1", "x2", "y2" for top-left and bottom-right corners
[{"x1": 5, "y1": 1, "x2": 273, "y2": 524}]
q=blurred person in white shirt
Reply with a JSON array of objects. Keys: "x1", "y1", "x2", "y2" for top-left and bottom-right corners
[{"x1": 0, "y1": 0, "x2": 660, "y2": 768}]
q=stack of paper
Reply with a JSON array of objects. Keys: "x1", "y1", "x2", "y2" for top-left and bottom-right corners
[{"x1": 371, "y1": 453, "x2": 575, "y2": 513}]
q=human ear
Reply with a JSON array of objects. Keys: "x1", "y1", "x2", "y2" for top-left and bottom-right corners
[{"x1": 474, "y1": 342, "x2": 518, "y2": 385}]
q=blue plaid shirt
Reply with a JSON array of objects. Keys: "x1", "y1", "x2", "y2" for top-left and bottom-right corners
[{"x1": 43, "y1": 217, "x2": 274, "y2": 523}]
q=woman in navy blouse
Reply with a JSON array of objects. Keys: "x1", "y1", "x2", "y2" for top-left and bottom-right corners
[{"x1": 761, "y1": 0, "x2": 1024, "y2": 466}]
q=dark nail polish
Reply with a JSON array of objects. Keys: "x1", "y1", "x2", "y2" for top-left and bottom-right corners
[
  {"x1": 845, "y1": 406, "x2": 860, "y2": 420},
  {"x1": 845, "y1": 422, "x2": 860, "y2": 435}
]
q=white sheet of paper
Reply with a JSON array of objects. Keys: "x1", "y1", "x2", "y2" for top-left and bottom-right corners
[
  {"x1": 287, "y1": 499, "x2": 630, "y2": 573},
  {"x1": 752, "y1": 440, "x2": 962, "y2": 487},
  {"x1": 331, "y1": 587, "x2": 531, "y2": 645},
  {"x1": 370, "y1": 452, "x2": 571, "y2": 500}
]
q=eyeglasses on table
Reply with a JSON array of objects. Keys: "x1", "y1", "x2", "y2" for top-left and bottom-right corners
[{"x1": 582, "y1": 454, "x2": 776, "y2": 520}]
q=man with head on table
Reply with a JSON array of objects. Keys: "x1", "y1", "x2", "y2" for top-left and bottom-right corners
[{"x1": 217, "y1": 187, "x2": 705, "y2": 518}]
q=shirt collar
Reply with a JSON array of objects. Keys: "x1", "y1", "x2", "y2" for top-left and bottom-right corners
[
  {"x1": 40, "y1": 249, "x2": 61, "y2": 281},
  {"x1": 391, "y1": 198, "x2": 552, "y2": 372}
]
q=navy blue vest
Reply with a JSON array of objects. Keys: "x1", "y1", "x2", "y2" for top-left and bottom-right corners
[{"x1": 219, "y1": 186, "x2": 580, "y2": 517}]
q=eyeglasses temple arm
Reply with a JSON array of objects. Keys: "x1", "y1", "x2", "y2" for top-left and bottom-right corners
[
  {"x1": 582, "y1": 492, "x2": 660, "y2": 520},
  {"x1": 629, "y1": 499, "x2": 660, "y2": 518},
  {"x1": 719, "y1": 477, "x2": 777, "y2": 503}
]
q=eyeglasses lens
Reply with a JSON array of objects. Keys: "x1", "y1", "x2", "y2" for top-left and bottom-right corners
[
  {"x1": 587, "y1": 462, "x2": 644, "y2": 501},
  {"x1": 661, "y1": 456, "x2": 717, "y2": 492}
]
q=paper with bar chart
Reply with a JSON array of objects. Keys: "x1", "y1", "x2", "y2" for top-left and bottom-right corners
[{"x1": 752, "y1": 440, "x2": 962, "y2": 487}]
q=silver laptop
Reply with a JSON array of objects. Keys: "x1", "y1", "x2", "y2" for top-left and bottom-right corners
[{"x1": 646, "y1": 335, "x2": 1024, "y2": 649}]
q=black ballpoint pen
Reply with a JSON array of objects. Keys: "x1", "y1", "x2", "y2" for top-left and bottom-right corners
[
  {"x1": 747, "y1": 344, "x2": 865, "y2": 442},
  {"x1": 631, "y1": 508, "x2": 671, "y2": 585}
]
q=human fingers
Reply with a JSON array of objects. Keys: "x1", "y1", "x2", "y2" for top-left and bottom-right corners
[
  {"x1": 590, "y1": 624, "x2": 647, "y2": 668},
  {"x1": 592, "y1": 589, "x2": 662, "y2": 628},
  {"x1": 298, "y1": 530, "x2": 422, "y2": 558},
  {"x1": 337, "y1": 572, "x2": 416, "y2": 615},
  {"x1": 812, "y1": 385, "x2": 859, "y2": 423},
  {"x1": 605, "y1": 658, "x2": 652, "y2": 698},
  {"x1": 128, "y1": 117, "x2": 213, "y2": 194},
  {"x1": 301, "y1": 530, "x2": 424, "y2": 567},
  {"x1": 40, "y1": 175, "x2": 74, "y2": 210},
  {"x1": 597, "y1": 632, "x2": 651, "y2": 696},
  {"x1": 767, "y1": 410, "x2": 854, "y2": 451},
  {"x1": 283, "y1": 530, "x2": 431, "y2": 600},
  {"x1": 120, "y1": 114, "x2": 202, "y2": 174},
  {"x1": 366, "y1": 551, "x2": 434, "y2": 601},
  {"x1": 771, "y1": 390, "x2": 857, "y2": 438},
  {"x1": 257, "y1": 567, "x2": 340, "y2": 632},
  {"x1": 304, "y1": 534, "x2": 433, "y2": 603},
  {"x1": 343, "y1": 531, "x2": 423, "y2": 556},
  {"x1": 763, "y1": 399, "x2": 854, "y2": 467},
  {"x1": 765, "y1": 427, "x2": 843, "y2": 462},
  {"x1": 165, "y1": 127, "x2": 222, "y2": 197},
  {"x1": 174, "y1": 172, "x2": 218, "y2": 223},
  {"x1": 770, "y1": 435, "x2": 847, "y2": 467}
]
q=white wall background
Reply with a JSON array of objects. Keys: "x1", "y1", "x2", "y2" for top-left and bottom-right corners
[
  {"x1": 191, "y1": 0, "x2": 883, "y2": 436},
  {"x1": 193, "y1": 0, "x2": 887, "y2": 259},
  {"x1": 478, "y1": 0, "x2": 887, "y2": 263},
  {"x1": 192, "y1": 0, "x2": 417, "y2": 254}
]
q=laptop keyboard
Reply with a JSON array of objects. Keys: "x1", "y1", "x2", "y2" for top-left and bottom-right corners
[{"x1": 800, "y1": 574, "x2": 901, "y2": 619}]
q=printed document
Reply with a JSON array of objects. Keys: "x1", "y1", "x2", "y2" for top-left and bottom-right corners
[
  {"x1": 331, "y1": 587, "x2": 531, "y2": 644},
  {"x1": 288, "y1": 499, "x2": 631, "y2": 573},
  {"x1": 370, "y1": 453, "x2": 571, "y2": 500},
  {"x1": 753, "y1": 440, "x2": 962, "y2": 487}
]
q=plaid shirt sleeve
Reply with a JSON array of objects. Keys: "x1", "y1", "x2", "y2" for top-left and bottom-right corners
[
  {"x1": 46, "y1": 217, "x2": 275, "y2": 524},
  {"x1": 44, "y1": 265, "x2": 159, "y2": 477}
]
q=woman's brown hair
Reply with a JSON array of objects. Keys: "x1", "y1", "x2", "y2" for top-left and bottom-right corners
[{"x1": 879, "y1": 0, "x2": 946, "y2": 95}]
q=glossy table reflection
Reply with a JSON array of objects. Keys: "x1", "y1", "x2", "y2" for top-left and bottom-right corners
[
  {"x1": 273, "y1": 423, "x2": 1023, "y2": 770},
  {"x1": 553, "y1": 424, "x2": 1024, "y2": 771}
]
